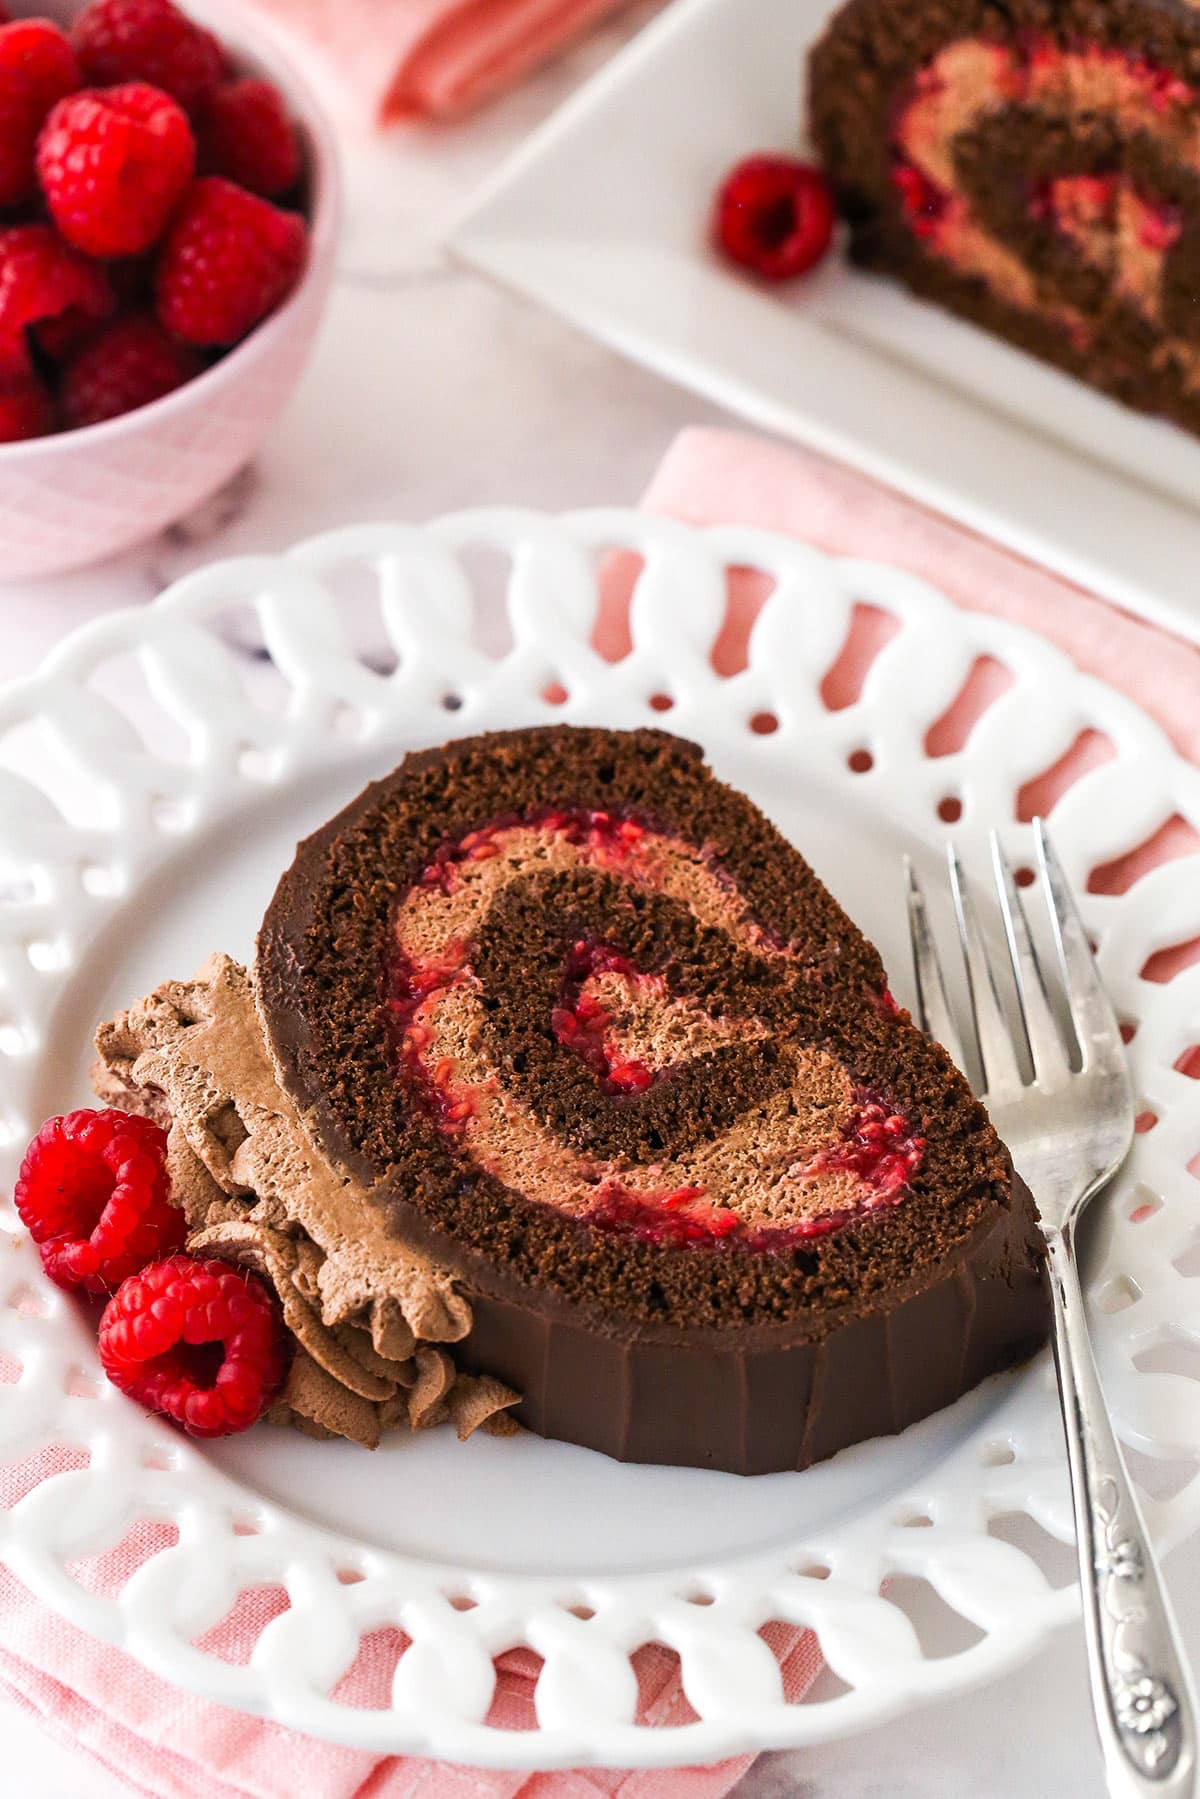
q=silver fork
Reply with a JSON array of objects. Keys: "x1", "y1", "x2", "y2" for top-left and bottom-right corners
[{"x1": 905, "y1": 820, "x2": 1197, "y2": 1799}]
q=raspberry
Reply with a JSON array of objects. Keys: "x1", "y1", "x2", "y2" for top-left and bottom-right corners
[
  {"x1": 155, "y1": 176, "x2": 305, "y2": 346},
  {"x1": 0, "y1": 224, "x2": 113, "y2": 369},
  {"x1": 0, "y1": 19, "x2": 80, "y2": 209},
  {"x1": 14, "y1": 1109, "x2": 184, "y2": 1295},
  {"x1": 72, "y1": 0, "x2": 222, "y2": 114},
  {"x1": 199, "y1": 78, "x2": 300, "y2": 199},
  {"x1": 38, "y1": 83, "x2": 195, "y2": 258},
  {"x1": 98, "y1": 1254, "x2": 290, "y2": 1437},
  {"x1": 714, "y1": 155, "x2": 836, "y2": 280},
  {"x1": 891, "y1": 162, "x2": 946, "y2": 239},
  {"x1": 0, "y1": 371, "x2": 53, "y2": 440},
  {"x1": 34, "y1": 251, "x2": 149, "y2": 362},
  {"x1": 32, "y1": 246, "x2": 151, "y2": 361},
  {"x1": 110, "y1": 251, "x2": 155, "y2": 308},
  {"x1": 34, "y1": 299, "x2": 111, "y2": 361},
  {"x1": 60, "y1": 311, "x2": 199, "y2": 426},
  {"x1": 0, "y1": 326, "x2": 30, "y2": 377}
]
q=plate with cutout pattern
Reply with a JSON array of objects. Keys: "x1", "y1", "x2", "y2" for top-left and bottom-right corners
[{"x1": 0, "y1": 508, "x2": 1198, "y2": 1768}]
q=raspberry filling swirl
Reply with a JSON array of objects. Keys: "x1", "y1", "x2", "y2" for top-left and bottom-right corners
[
  {"x1": 387, "y1": 808, "x2": 924, "y2": 1249},
  {"x1": 891, "y1": 37, "x2": 1200, "y2": 375}
]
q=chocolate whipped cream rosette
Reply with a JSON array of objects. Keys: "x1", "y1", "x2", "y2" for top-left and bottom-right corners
[
  {"x1": 93, "y1": 950, "x2": 521, "y2": 1447},
  {"x1": 97, "y1": 724, "x2": 1038, "y2": 1474},
  {"x1": 811, "y1": 0, "x2": 1200, "y2": 434}
]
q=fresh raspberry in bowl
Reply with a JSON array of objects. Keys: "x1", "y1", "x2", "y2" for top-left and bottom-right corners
[
  {"x1": 0, "y1": 221, "x2": 114, "y2": 375},
  {"x1": 0, "y1": 0, "x2": 339, "y2": 579},
  {"x1": 0, "y1": 368, "x2": 54, "y2": 439},
  {"x1": 0, "y1": 17, "x2": 79, "y2": 208},
  {"x1": 11, "y1": 0, "x2": 312, "y2": 413},
  {"x1": 199, "y1": 75, "x2": 300, "y2": 197},
  {"x1": 156, "y1": 175, "x2": 306, "y2": 345},
  {"x1": 60, "y1": 308, "x2": 199, "y2": 425},
  {"x1": 38, "y1": 79, "x2": 196, "y2": 257},
  {"x1": 72, "y1": 0, "x2": 223, "y2": 112}
]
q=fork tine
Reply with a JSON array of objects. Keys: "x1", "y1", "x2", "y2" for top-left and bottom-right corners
[
  {"x1": 1034, "y1": 820, "x2": 1127, "y2": 1075},
  {"x1": 904, "y1": 857, "x2": 967, "y2": 1073},
  {"x1": 947, "y1": 844, "x2": 1024, "y2": 1103},
  {"x1": 990, "y1": 832, "x2": 1070, "y2": 1086}
]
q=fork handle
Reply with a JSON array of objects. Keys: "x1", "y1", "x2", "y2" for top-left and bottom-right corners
[{"x1": 1046, "y1": 1225, "x2": 1197, "y2": 1798}]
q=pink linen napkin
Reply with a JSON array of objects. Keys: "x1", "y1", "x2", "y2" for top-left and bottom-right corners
[
  {"x1": 0, "y1": 1441, "x2": 822, "y2": 1798},
  {"x1": 241, "y1": 0, "x2": 644, "y2": 122},
  {"x1": 592, "y1": 427, "x2": 1200, "y2": 931},
  {"x1": 601, "y1": 427, "x2": 1200, "y2": 768}
]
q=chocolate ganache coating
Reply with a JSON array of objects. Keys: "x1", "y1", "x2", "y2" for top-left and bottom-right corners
[{"x1": 257, "y1": 727, "x2": 1048, "y2": 1473}]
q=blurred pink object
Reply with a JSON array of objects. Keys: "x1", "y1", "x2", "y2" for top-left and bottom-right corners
[
  {"x1": 0, "y1": 0, "x2": 339, "y2": 585},
  {"x1": 244, "y1": 0, "x2": 642, "y2": 122},
  {"x1": 0, "y1": 1446, "x2": 821, "y2": 1797}
]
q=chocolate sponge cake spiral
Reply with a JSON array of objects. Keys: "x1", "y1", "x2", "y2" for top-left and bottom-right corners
[
  {"x1": 811, "y1": 0, "x2": 1200, "y2": 436},
  {"x1": 258, "y1": 727, "x2": 1048, "y2": 1473}
]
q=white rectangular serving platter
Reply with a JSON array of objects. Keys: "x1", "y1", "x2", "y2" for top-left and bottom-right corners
[{"x1": 452, "y1": 0, "x2": 1200, "y2": 646}]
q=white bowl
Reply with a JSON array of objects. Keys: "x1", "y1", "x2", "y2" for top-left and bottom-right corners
[{"x1": 0, "y1": 0, "x2": 340, "y2": 581}]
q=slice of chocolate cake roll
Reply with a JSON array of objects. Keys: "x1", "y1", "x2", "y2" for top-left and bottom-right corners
[
  {"x1": 810, "y1": 0, "x2": 1200, "y2": 435},
  {"x1": 248, "y1": 725, "x2": 1048, "y2": 1473}
]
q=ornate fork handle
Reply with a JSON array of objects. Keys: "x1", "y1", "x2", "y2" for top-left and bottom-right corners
[{"x1": 1047, "y1": 1219, "x2": 1197, "y2": 1798}]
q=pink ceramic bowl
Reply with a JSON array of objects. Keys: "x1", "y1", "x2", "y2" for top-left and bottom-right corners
[{"x1": 0, "y1": 0, "x2": 340, "y2": 581}]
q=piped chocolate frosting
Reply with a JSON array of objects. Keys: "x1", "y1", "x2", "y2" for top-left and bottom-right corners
[{"x1": 93, "y1": 953, "x2": 519, "y2": 1447}]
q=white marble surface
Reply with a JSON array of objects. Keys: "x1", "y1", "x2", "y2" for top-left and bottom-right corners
[{"x1": 1, "y1": 7, "x2": 1198, "y2": 1795}]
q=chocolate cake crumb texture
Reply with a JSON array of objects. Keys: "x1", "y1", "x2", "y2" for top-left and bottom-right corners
[{"x1": 251, "y1": 726, "x2": 1049, "y2": 1473}]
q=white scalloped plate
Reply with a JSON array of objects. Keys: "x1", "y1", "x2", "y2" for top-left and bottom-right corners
[{"x1": 1, "y1": 510, "x2": 1199, "y2": 1769}]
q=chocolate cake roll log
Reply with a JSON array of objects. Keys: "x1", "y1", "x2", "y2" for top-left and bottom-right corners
[
  {"x1": 256, "y1": 727, "x2": 1049, "y2": 1473},
  {"x1": 810, "y1": 0, "x2": 1200, "y2": 434}
]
